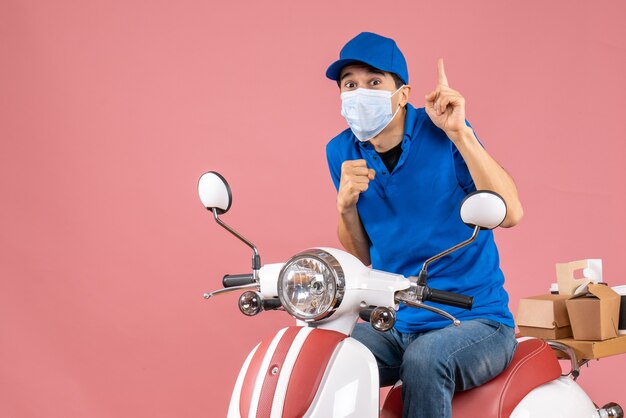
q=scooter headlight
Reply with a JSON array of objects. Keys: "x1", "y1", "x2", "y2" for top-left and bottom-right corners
[{"x1": 278, "y1": 249, "x2": 345, "y2": 322}]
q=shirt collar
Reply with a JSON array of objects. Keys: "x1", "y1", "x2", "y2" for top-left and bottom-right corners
[{"x1": 354, "y1": 103, "x2": 418, "y2": 149}]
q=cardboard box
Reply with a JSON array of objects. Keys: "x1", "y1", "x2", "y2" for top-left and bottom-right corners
[
  {"x1": 516, "y1": 294, "x2": 572, "y2": 339},
  {"x1": 556, "y1": 259, "x2": 602, "y2": 295},
  {"x1": 554, "y1": 335, "x2": 626, "y2": 360},
  {"x1": 565, "y1": 284, "x2": 621, "y2": 341}
]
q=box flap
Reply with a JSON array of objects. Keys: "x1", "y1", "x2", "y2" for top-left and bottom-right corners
[
  {"x1": 552, "y1": 301, "x2": 570, "y2": 327},
  {"x1": 569, "y1": 283, "x2": 620, "y2": 301},
  {"x1": 588, "y1": 283, "x2": 620, "y2": 301}
]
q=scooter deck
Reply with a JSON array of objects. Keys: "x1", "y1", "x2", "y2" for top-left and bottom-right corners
[{"x1": 550, "y1": 334, "x2": 626, "y2": 360}]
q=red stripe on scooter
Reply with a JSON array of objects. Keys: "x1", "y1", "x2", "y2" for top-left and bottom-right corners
[
  {"x1": 255, "y1": 326, "x2": 301, "y2": 418},
  {"x1": 282, "y1": 329, "x2": 348, "y2": 418},
  {"x1": 239, "y1": 336, "x2": 273, "y2": 418}
]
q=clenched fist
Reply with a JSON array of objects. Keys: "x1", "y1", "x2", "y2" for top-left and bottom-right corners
[{"x1": 337, "y1": 159, "x2": 376, "y2": 213}]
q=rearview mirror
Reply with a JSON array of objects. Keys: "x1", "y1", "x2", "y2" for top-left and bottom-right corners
[
  {"x1": 459, "y1": 191, "x2": 507, "y2": 230},
  {"x1": 198, "y1": 171, "x2": 232, "y2": 214},
  {"x1": 198, "y1": 171, "x2": 261, "y2": 277}
]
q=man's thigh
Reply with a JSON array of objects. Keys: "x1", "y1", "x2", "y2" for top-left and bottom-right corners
[
  {"x1": 351, "y1": 322, "x2": 405, "y2": 387},
  {"x1": 403, "y1": 318, "x2": 517, "y2": 391}
]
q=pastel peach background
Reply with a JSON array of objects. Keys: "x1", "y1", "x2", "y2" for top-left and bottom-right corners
[{"x1": 1, "y1": 0, "x2": 625, "y2": 417}]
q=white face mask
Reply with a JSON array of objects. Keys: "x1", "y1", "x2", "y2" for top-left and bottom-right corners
[{"x1": 340, "y1": 85, "x2": 404, "y2": 142}]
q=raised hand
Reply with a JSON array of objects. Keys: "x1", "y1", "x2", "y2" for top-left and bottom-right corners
[{"x1": 424, "y1": 58, "x2": 468, "y2": 142}]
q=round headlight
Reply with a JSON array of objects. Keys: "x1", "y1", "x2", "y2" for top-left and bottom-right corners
[{"x1": 277, "y1": 249, "x2": 345, "y2": 322}]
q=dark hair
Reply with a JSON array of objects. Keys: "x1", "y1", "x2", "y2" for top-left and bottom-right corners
[
  {"x1": 389, "y1": 73, "x2": 404, "y2": 89},
  {"x1": 337, "y1": 63, "x2": 405, "y2": 89}
]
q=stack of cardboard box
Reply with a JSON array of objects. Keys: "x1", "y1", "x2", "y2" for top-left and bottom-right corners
[{"x1": 515, "y1": 259, "x2": 626, "y2": 359}]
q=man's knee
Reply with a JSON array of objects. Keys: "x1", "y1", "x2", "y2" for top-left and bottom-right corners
[
  {"x1": 350, "y1": 323, "x2": 373, "y2": 343},
  {"x1": 400, "y1": 339, "x2": 450, "y2": 383}
]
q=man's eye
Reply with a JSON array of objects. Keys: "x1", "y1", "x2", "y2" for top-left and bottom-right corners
[
  {"x1": 371, "y1": 79, "x2": 381, "y2": 86},
  {"x1": 345, "y1": 82, "x2": 356, "y2": 88}
]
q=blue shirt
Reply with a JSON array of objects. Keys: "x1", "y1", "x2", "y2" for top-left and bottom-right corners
[{"x1": 326, "y1": 104, "x2": 515, "y2": 332}]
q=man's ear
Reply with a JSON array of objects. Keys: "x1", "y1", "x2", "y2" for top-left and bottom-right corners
[{"x1": 400, "y1": 85, "x2": 412, "y2": 107}]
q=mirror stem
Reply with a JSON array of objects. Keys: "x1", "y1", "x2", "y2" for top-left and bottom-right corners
[
  {"x1": 417, "y1": 225, "x2": 480, "y2": 286},
  {"x1": 212, "y1": 209, "x2": 261, "y2": 279}
]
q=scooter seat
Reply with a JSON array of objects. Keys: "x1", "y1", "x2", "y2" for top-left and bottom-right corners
[{"x1": 380, "y1": 338, "x2": 562, "y2": 418}]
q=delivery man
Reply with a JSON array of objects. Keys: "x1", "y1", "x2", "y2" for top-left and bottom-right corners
[{"x1": 325, "y1": 32, "x2": 523, "y2": 418}]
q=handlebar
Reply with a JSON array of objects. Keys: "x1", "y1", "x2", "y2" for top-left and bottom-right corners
[
  {"x1": 223, "y1": 273, "x2": 255, "y2": 288},
  {"x1": 423, "y1": 288, "x2": 473, "y2": 310}
]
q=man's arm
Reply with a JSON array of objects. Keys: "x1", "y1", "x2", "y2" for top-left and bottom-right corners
[
  {"x1": 336, "y1": 159, "x2": 375, "y2": 265},
  {"x1": 425, "y1": 58, "x2": 523, "y2": 227},
  {"x1": 338, "y1": 206, "x2": 371, "y2": 265},
  {"x1": 451, "y1": 127, "x2": 523, "y2": 228}
]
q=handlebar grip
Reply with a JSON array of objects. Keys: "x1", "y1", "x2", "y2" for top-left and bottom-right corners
[
  {"x1": 424, "y1": 288, "x2": 474, "y2": 310},
  {"x1": 262, "y1": 298, "x2": 282, "y2": 310},
  {"x1": 222, "y1": 273, "x2": 255, "y2": 288},
  {"x1": 359, "y1": 307, "x2": 376, "y2": 322}
]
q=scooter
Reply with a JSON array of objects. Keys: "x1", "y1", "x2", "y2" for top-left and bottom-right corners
[{"x1": 198, "y1": 171, "x2": 624, "y2": 418}]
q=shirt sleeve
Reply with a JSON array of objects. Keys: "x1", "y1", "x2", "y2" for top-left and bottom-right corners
[
  {"x1": 452, "y1": 119, "x2": 484, "y2": 194},
  {"x1": 326, "y1": 141, "x2": 341, "y2": 191}
]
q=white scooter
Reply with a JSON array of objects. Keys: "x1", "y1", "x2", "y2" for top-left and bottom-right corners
[{"x1": 198, "y1": 171, "x2": 623, "y2": 418}]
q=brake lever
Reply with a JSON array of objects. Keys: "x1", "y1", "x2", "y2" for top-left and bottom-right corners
[
  {"x1": 396, "y1": 285, "x2": 461, "y2": 326},
  {"x1": 203, "y1": 283, "x2": 260, "y2": 299}
]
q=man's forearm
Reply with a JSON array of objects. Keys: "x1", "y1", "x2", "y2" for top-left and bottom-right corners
[
  {"x1": 338, "y1": 207, "x2": 371, "y2": 265},
  {"x1": 451, "y1": 126, "x2": 524, "y2": 227}
]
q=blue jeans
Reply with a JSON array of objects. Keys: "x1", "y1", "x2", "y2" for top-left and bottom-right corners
[{"x1": 351, "y1": 318, "x2": 517, "y2": 418}]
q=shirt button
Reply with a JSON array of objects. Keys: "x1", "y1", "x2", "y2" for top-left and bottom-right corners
[
  {"x1": 382, "y1": 171, "x2": 387, "y2": 175},
  {"x1": 373, "y1": 155, "x2": 378, "y2": 159}
]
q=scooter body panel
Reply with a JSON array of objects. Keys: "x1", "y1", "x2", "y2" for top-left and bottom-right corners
[
  {"x1": 510, "y1": 376, "x2": 598, "y2": 418},
  {"x1": 227, "y1": 326, "x2": 378, "y2": 418},
  {"x1": 302, "y1": 337, "x2": 379, "y2": 418}
]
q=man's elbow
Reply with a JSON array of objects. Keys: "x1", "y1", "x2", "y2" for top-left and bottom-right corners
[{"x1": 501, "y1": 203, "x2": 524, "y2": 228}]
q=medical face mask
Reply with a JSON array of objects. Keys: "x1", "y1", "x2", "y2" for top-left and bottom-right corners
[{"x1": 340, "y1": 85, "x2": 404, "y2": 142}]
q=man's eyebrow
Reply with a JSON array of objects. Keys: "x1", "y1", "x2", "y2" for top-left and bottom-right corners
[
  {"x1": 340, "y1": 68, "x2": 386, "y2": 81},
  {"x1": 340, "y1": 71, "x2": 353, "y2": 81},
  {"x1": 367, "y1": 69, "x2": 386, "y2": 77}
]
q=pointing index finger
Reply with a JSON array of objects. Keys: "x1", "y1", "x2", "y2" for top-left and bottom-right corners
[{"x1": 437, "y1": 58, "x2": 449, "y2": 87}]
